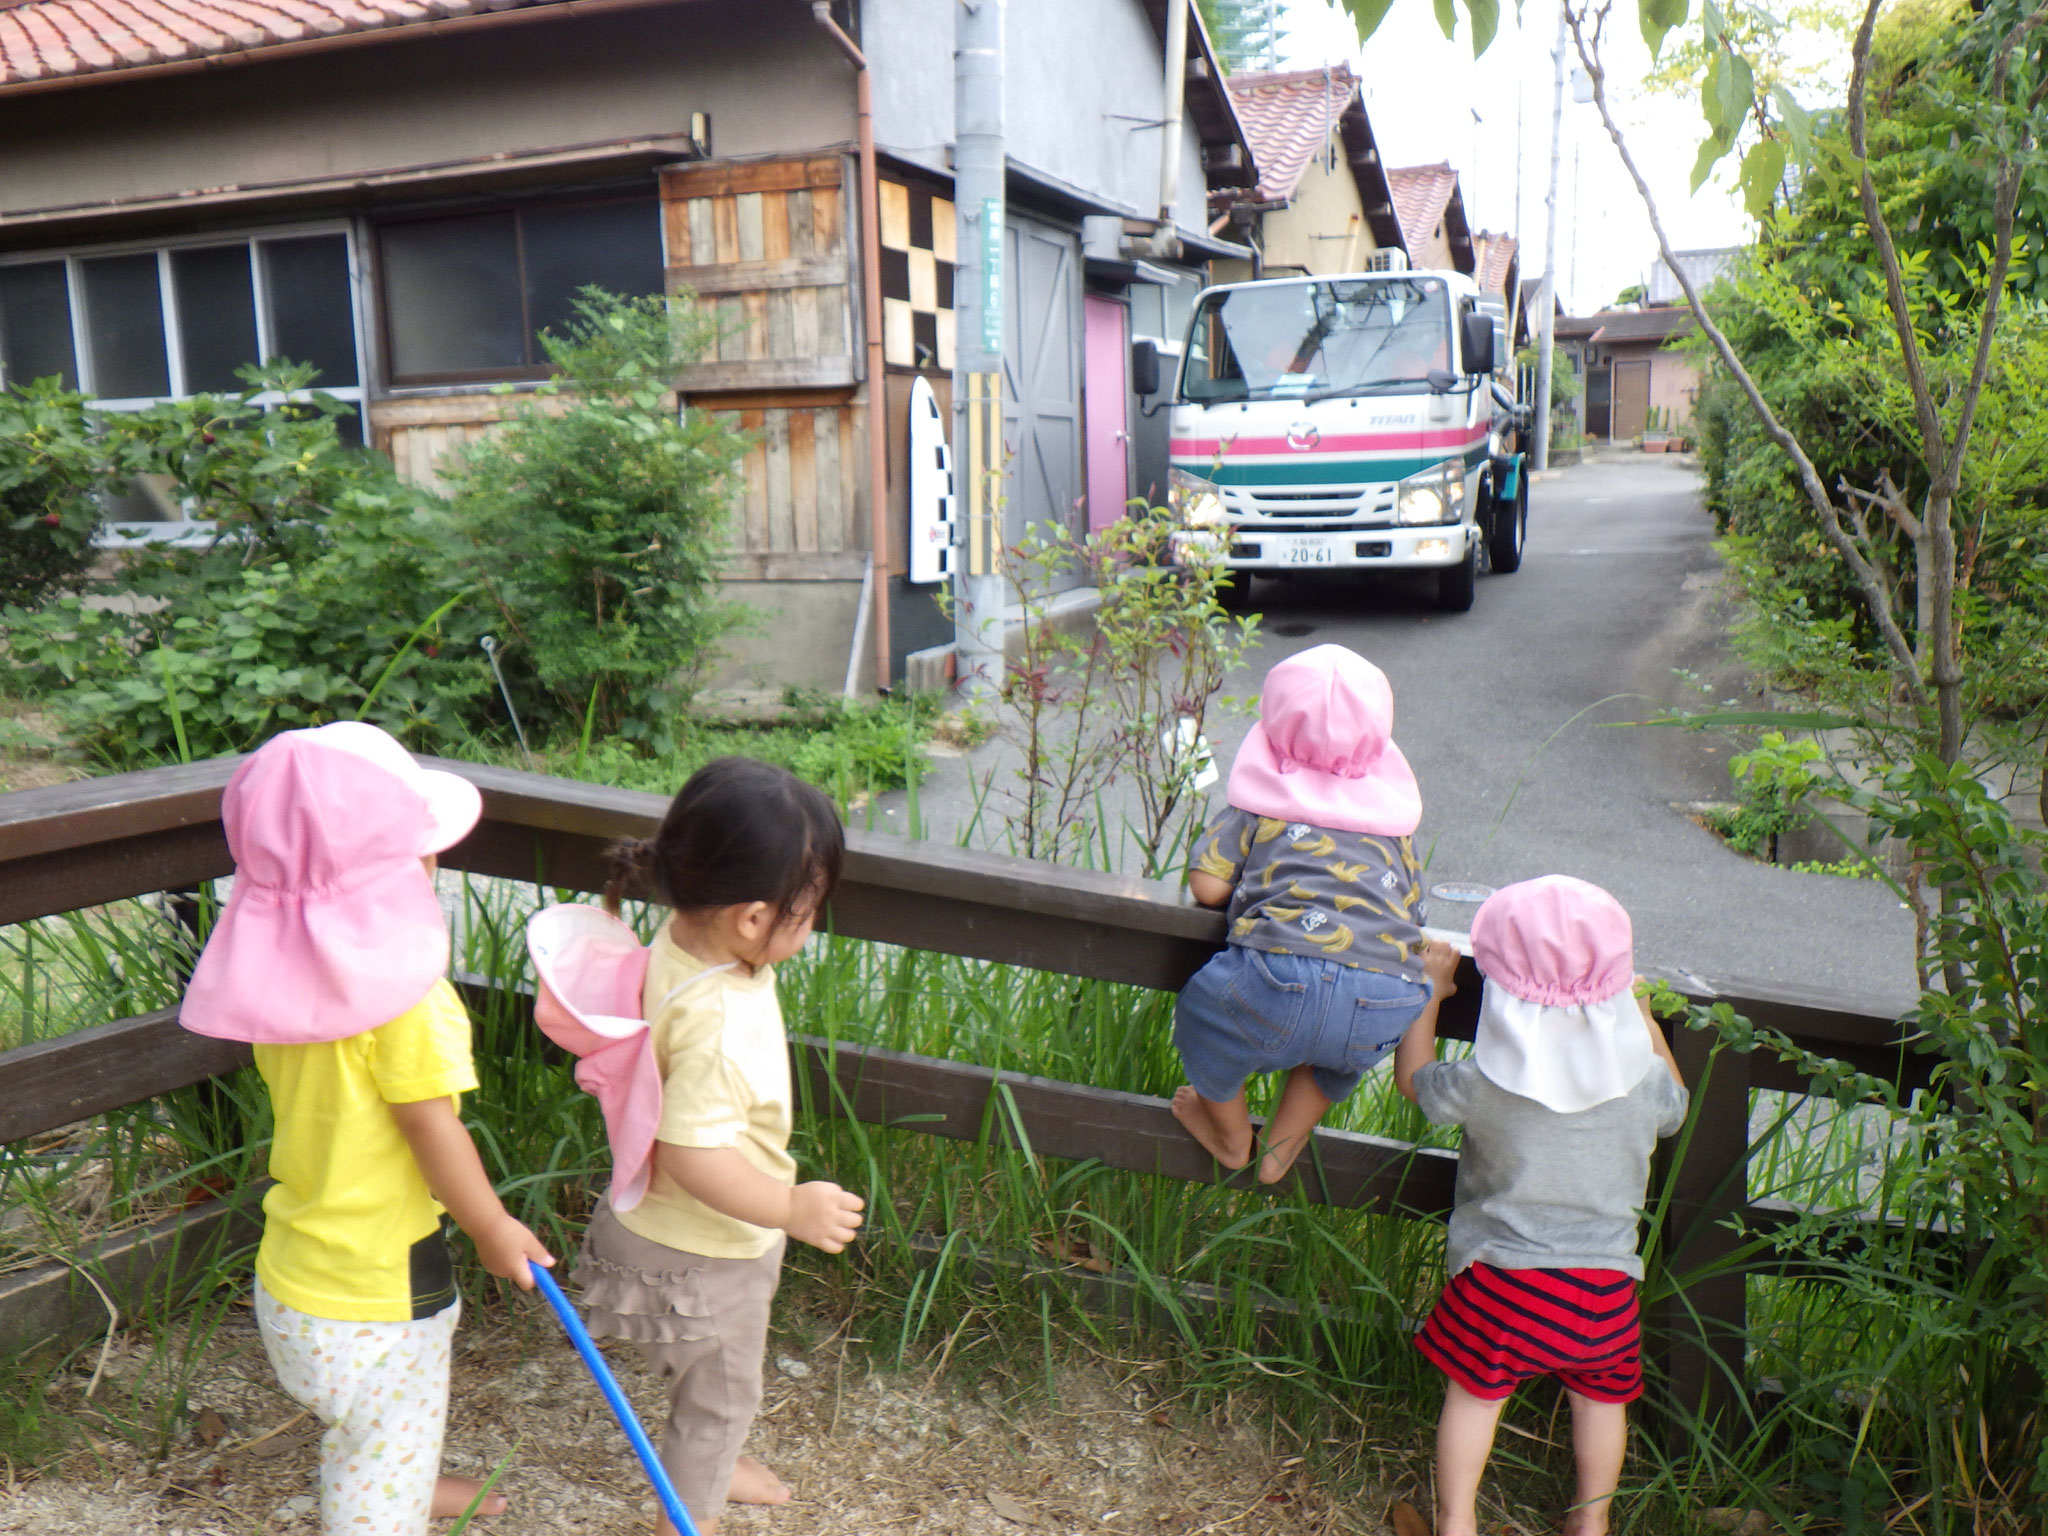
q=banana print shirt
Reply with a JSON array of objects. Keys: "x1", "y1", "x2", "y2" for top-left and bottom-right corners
[{"x1": 1191, "y1": 807, "x2": 1427, "y2": 983}]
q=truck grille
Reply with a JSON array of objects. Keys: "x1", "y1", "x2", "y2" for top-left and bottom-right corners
[{"x1": 1230, "y1": 486, "x2": 1396, "y2": 521}]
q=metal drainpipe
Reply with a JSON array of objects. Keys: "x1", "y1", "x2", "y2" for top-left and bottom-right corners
[{"x1": 812, "y1": 2, "x2": 893, "y2": 694}]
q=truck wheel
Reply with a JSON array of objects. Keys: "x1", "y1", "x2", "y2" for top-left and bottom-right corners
[
  {"x1": 1436, "y1": 539, "x2": 1477, "y2": 612},
  {"x1": 1215, "y1": 569, "x2": 1254, "y2": 613},
  {"x1": 1489, "y1": 477, "x2": 1527, "y2": 574}
]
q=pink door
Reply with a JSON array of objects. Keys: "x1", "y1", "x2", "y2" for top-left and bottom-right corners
[{"x1": 1083, "y1": 295, "x2": 1130, "y2": 532}]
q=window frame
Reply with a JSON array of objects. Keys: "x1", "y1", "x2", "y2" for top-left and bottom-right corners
[
  {"x1": 372, "y1": 191, "x2": 666, "y2": 390},
  {"x1": 0, "y1": 221, "x2": 370, "y2": 546}
]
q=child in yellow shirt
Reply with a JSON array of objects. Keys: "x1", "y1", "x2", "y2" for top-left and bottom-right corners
[{"x1": 181, "y1": 722, "x2": 551, "y2": 1534}]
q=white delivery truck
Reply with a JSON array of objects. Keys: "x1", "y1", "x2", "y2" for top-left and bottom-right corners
[{"x1": 1156, "y1": 262, "x2": 1531, "y2": 613}]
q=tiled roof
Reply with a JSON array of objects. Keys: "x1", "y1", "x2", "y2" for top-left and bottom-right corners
[
  {"x1": 0, "y1": 0, "x2": 573, "y2": 87},
  {"x1": 1473, "y1": 229, "x2": 1517, "y2": 297},
  {"x1": 1225, "y1": 63, "x2": 1359, "y2": 204},
  {"x1": 1386, "y1": 162, "x2": 1460, "y2": 250},
  {"x1": 1589, "y1": 305, "x2": 1694, "y2": 344}
]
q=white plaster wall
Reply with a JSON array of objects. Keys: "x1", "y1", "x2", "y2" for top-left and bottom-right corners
[{"x1": 866, "y1": 0, "x2": 1211, "y2": 230}]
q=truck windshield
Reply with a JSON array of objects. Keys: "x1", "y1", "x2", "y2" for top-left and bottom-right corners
[{"x1": 1179, "y1": 278, "x2": 1451, "y2": 402}]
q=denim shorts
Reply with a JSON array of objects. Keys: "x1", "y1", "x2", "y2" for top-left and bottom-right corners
[{"x1": 1173, "y1": 944, "x2": 1430, "y2": 1104}]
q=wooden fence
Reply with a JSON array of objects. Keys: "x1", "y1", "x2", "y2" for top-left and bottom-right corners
[{"x1": 0, "y1": 757, "x2": 1933, "y2": 1431}]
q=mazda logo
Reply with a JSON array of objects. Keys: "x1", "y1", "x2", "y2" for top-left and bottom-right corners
[{"x1": 1286, "y1": 422, "x2": 1320, "y2": 450}]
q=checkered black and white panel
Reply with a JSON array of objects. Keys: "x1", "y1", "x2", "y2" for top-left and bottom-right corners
[{"x1": 879, "y1": 180, "x2": 956, "y2": 371}]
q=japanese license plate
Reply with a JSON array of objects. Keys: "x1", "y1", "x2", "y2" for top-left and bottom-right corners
[{"x1": 1279, "y1": 535, "x2": 1336, "y2": 566}]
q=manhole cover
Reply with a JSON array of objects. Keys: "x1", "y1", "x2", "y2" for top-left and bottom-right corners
[
  {"x1": 1270, "y1": 622, "x2": 1317, "y2": 638},
  {"x1": 1430, "y1": 881, "x2": 1496, "y2": 904}
]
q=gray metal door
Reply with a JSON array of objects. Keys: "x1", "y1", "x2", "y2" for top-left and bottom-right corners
[{"x1": 1002, "y1": 214, "x2": 1084, "y2": 591}]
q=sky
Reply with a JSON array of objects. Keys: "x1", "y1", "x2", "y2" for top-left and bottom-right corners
[{"x1": 1269, "y1": 0, "x2": 1756, "y2": 313}]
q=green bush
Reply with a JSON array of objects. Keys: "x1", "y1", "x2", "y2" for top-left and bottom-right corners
[
  {"x1": 1, "y1": 366, "x2": 494, "y2": 766},
  {"x1": 2, "y1": 293, "x2": 759, "y2": 769},
  {"x1": 6, "y1": 487, "x2": 491, "y2": 767},
  {"x1": 444, "y1": 291, "x2": 750, "y2": 750},
  {"x1": 0, "y1": 379, "x2": 116, "y2": 609}
]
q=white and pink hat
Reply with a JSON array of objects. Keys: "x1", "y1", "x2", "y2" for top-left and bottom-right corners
[
  {"x1": 181, "y1": 722, "x2": 481, "y2": 1045},
  {"x1": 1468, "y1": 875, "x2": 1653, "y2": 1113},
  {"x1": 526, "y1": 904, "x2": 664, "y2": 1213},
  {"x1": 525, "y1": 904, "x2": 734, "y2": 1213},
  {"x1": 1226, "y1": 644, "x2": 1421, "y2": 837}
]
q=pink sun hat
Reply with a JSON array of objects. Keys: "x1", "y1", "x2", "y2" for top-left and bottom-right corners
[
  {"x1": 181, "y1": 722, "x2": 482, "y2": 1045},
  {"x1": 1468, "y1": 876, "x2": 1653, "y2": 1113},
  {"x1": 526, "y1": 904, "x2": 664, "y2": 1213},
  {"x1": 1226, "y1": 644, "x2": 1421, "y2": 836}
]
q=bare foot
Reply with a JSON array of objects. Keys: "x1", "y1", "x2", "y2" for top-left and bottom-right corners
[
  {"x1": 431, "y1": 1475, "x2": 509, "y2": 1520},
  {"x1": 1256, "y1": 1129, "x2": 1312, "y2": 1185},
  {"x1": 1171, "y1": 1087, "x2": 1252, "y2": 1169},
  {"x1": 728, "y1": 1454, "x2": 792, "y2": 1506}
]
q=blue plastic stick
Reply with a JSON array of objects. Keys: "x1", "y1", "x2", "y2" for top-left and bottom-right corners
[{"x1": 530, "y1": 1265, "x2": 699, "y2": 1536}]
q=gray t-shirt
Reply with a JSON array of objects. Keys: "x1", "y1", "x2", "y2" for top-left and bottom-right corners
[
  {"x1": 1190, "y1": 807, "x2": 1427, "y2": 982},
  {"x1": 1413, "y1": 1059, "x2": 1690, "y2": 1279}
]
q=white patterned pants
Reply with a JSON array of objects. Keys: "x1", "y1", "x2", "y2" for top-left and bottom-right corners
[{"x1": 253, "y1": 1279, "x2": 458, "y2": 1535}]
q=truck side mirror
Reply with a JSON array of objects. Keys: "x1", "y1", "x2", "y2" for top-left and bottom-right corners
[
  {"x1": 1131, "y1": 338, "x2": 1162, "y2": 397},
  {"x1": 1460, "y1": 311, "x2": 1495, "y2": 377}
]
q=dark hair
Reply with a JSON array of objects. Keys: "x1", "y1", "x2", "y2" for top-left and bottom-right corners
[{"x1": 603, "y1": 756, "x2": 845, "y2": 924}]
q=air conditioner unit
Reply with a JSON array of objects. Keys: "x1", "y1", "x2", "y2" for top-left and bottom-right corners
[{"x1": 1359, "y1": 248, "x2": 1410, "y2": 273}]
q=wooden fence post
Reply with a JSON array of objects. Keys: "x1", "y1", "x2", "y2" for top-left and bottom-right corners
[{"x1": 1651, "y1": 1025, "x2": 1752, "y2": 1447}]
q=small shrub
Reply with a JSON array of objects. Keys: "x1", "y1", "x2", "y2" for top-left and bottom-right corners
[
  {"x1": 0, "y1": 379, "x2": 115, "y2": 609},
  {"x1": 444, "y1": 290, "x2": 750, "y2": 750},
  {"x1": 1705, "y1": 730, "x2": 1823, "y2": 859}
]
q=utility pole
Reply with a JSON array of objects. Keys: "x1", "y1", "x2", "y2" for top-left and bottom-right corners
[
  {"x1": 952, "y1": 0, "x2": 1006, "y2": 696},
  {"x1": 1533, "y1": 0, "x2": 1566, "y2": 472}
]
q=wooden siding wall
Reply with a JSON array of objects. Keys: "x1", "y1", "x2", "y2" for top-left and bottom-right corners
[
  {"x1": 370, "y1": 395, "x2": 512, "y2": 493},
  {"x1": 664, "y1": 154, "x2": 870, "y2": 583},
  {"x1": 369, "y1": 392, "x2": 570, "y2": 494},
  {"x1": 663, "y1": 156, "x2": 856, "y2": 392},
  {"x1": 697, "y1": 389, "x2": 868, "y2": 581}
]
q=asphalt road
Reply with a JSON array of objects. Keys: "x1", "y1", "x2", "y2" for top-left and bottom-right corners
[{"x1": 876, "y1": 450, "x2": 1920, "y2": 1014}]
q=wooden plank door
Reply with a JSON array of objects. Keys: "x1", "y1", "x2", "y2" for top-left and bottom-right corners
[{"x1": 1083, "y1": 294, "x2": 1130, "y2": 533}]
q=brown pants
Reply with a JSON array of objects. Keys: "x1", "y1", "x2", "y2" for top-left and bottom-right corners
[{"x1": 574, "y1": 1203, "x2": 786, "y2": 1528}]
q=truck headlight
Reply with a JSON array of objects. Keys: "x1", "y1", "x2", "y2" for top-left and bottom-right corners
[
  {"x1": 1170, "y1": 468, "x2": 1226, "y2": 528},
  {"x1": 1396, "y1": 462, "x2": 1467, "y2": 526}
]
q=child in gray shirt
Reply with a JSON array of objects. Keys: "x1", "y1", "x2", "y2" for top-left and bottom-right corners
[{"x1": 1394, "y1": 875, "x2": 1688, "y2": 1536}]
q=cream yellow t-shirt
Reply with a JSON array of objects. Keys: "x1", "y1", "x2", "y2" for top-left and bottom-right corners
[
  {"x1": 613, "y1": 928, "x2": 796, "y2": 1260},
  {"x1": 252, "y1": 979, "x2": 477, "y2": 1322}
]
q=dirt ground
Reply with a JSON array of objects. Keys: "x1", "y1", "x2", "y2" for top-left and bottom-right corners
[
  {"x1": 0, "y1": 703, "x2": 74, "y2": 795},
  {"x1": 0, "y1": 1297, "x2": 1419, "y2": 1536}
]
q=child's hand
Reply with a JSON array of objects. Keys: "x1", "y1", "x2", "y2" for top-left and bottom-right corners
[
  {"x1": 1421, "y1": 939, "x2": 1461, "y2": 996},
  {"x1": 475, "y1": 1213, "x2": 554, "y2": 1291},
  {"x1": 786, "y1": 1180, "x2": 865, "y2": 1252}
]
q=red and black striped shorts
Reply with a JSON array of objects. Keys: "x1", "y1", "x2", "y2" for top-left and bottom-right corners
[{"x1": 1415, "y1": 1263, "x2": 1643, "y2": 1404}]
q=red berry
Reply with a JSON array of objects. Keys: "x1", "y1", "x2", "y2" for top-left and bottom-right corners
[
  {"x1": 201, "y1": 432, "x2": 216, "y2": 445},
  {"x1": 42, "y1": 513, "x2": 61, "y2": 527}
]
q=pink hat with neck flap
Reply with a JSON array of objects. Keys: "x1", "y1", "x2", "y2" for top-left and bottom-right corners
[
  {"x1": 525, "y1": 904, "x2": 737, "y2": 1213},
  {"x1": 1226, "y1": 644, "x2": 1421, "y2": 837},
  {"x1": 181, "y1": 722, "x2": 481, "y2": 1045},
  {"x1": 1468, "y1": 875, "x2": 1653, "y2": 1112},
  {"x1": 527, "y1": 904, "x2": 662, "y2": 1213}
]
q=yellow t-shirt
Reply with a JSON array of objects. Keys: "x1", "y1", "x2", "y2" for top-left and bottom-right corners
[
  {"x1": 252, "y1": 978, "x2": 478, "y2": 1322},
  {"x1": 613, "y1": 928, "x2": 795, "y2": 1261}
]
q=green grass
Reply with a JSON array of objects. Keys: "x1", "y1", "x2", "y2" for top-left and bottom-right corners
[
  {"x1": 0, "y1": 853, "x2": 2034, "y2": 1528},
  {"x1": 448, "y1": 688, "x2": 961, "y2": 807}
]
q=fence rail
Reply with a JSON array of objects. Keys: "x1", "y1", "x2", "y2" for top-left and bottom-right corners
[{"x1": 0, "y1": 756, "x2": 1930, "y2": 1427}]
